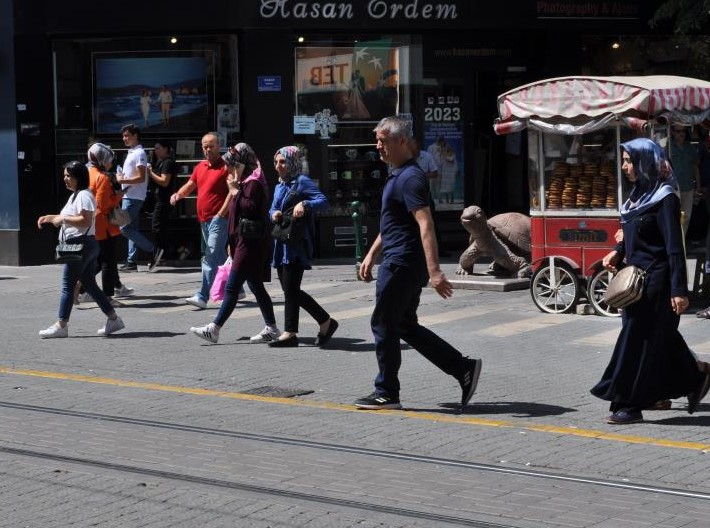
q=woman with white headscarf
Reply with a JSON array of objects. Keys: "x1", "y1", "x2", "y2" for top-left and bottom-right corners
[
  {"x1": 591, "y1": 138, "x2": 710, "y2": 424},
  {"x1": 86, "y1": 142, "x2": 133, "y2": 304}
]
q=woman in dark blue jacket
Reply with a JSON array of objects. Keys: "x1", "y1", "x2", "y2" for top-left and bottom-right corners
[
  {"x1": 591, "y1": 138, "x2": 710, "y2": 424},
  {"x1": 268, "y1": 146, "x2": 338, "y2": 348}
]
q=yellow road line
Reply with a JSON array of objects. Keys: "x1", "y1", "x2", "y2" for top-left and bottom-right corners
[{"x1": 2, "y1": 365, "x2": 708, "y2": 452}]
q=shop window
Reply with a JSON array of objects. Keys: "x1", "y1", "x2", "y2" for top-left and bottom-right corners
[
  {"x1": 290, "y1": 36, "x2": 422, "y2": 258},
  {"x1": 52, "y1": 35, "x2": 239, "y2": 147}
]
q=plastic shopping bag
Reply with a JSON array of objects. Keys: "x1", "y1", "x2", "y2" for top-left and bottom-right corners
[{"x1": 209, "y1": 257, "x2": 232, "y2": 302}]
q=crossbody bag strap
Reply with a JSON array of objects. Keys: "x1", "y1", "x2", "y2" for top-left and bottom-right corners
[
  {"x1": 280, "y1": 176, "x2": 302, "y2": 213},
  {"x1": 640, "y1": 258, "x2": 657, "y2": 275},
  {"x1": 61, "y1": 224, "x2": 91, "y2": 242}
]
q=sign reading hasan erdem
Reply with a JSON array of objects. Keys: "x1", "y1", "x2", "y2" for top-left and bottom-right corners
[{"x1": 259, "y1": 0, "x2": 459, "y2": 20}]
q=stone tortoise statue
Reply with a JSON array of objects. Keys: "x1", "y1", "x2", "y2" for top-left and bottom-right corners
[{"x1": 456, "y1": 205, "x2": 532, "y2": 278}]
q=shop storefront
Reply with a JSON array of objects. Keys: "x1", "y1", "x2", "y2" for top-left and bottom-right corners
[{"x1": 3, "y1": 0, "x2": 668, "y2": 264}]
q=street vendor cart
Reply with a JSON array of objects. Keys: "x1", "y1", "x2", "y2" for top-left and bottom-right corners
[{"x1": 493, "y1": 75, "x2": 710, "y2": 316}]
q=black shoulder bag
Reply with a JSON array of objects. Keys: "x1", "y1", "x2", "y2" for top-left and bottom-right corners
[
  {"x1": 271, "y1": 179, "x2": 305, "y2": 244},
  {"x1": 239, "y1": 217, "x2": 269, "y2": 239},
  {"x1": 236, "y1": 184, "x2": 269, "y2": 240},
  {"x1": 55, "y1": 226, "x2": 90, "y2": 263}
]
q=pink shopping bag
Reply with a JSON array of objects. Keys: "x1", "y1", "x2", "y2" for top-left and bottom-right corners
[{"x1": 209, "y1": 257, "x2": 232, "y2": 302}]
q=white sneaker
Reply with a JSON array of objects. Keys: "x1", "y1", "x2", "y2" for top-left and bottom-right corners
[
  {"x1": 185, "y1": 295, "x2": 207, "y2": 309},
  {"x1": 98, "y1": 316, "x2": 125, "y2": 336},
  {"x1": 249, "y1": 326, "x2": 280, "y2": 343},
  {"x1": 190, "y1": 322, "x2": 220, "y2": 344},
  {"x1": 76, "y1": 292, "x2": 94, "y2": 304},
  {"x1": 115, "y1": 284, "x2": 134, "y2": 298},
  {"x1": 39, "y1": 323, "x2": 68, "y2": 339}
]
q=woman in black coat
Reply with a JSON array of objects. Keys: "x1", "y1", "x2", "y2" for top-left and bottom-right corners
[{"x1": 591, "y1": 138, "x2": 710, "y2": 424}]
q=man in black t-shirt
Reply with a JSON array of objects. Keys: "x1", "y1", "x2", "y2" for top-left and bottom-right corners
[
  {"x1": 146, "y1": 140, "x2": 177, "y2": 271},
  {"x1": 354, "y1": 116, "x2": 482, "y2": 410}
]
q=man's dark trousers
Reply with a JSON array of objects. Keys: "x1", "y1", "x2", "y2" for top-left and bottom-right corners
[{"x1": 371, "y1": 260, "x2": 467, "y2": 397}]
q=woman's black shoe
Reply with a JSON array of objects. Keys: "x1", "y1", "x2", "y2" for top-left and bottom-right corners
[
  {"x1": 268, "y1": 335, "x2": 299, "y2": 348},
  {"x1": 315, "y1": 319, "x2": 339, "y2": 347},
  {"x1": 606, "y1": 409, "x2": 643, "y2": 424}
]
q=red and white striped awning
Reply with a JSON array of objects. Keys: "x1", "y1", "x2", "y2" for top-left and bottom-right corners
[{"x1": 494, "y1": 75, "x2": 710, "y2": 135}]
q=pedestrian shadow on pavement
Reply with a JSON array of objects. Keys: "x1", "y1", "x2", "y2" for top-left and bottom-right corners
[
  {"x1": 319, "y1": 338, "x2": 375, "y2": 352},
  {"x1": 76, "y1": 297, "x2": 184, "y2": 309},
  {"x1": 148, "y1": 267, "x2": 201, "y2": 274},
  {"x1": 128, "y1": 300, "x2": 185, "y2": 308},
  {"x1": 90, "y1": 331, "x2": 182, "y2": 338},
  {"x1": 432, "y1": 401, "x2": 576, "y2": 418},
  {"x1": 645, "y1": 404, "x2": 710, "y2": 425},
  {"x1": 315, "y1": 340, "x2": 415, "y2": 352}
]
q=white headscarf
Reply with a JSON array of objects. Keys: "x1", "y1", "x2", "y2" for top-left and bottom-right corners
[{"x1": 87, "y1": 142, "x2": 115, "y2": 169}]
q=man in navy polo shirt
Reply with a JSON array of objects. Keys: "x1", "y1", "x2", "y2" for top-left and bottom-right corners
[{"x1": 355, "y1": 116, "x2": 482, "y2": 410}]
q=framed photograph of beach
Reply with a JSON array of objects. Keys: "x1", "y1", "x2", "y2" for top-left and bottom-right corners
[{"x1": 92, "y1": 50, "x2": 215, "y2": 134}]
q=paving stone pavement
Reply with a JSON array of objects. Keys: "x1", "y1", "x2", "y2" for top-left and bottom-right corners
[{"x1": 2, "y1": 259, "x2": 710, "y2": 527}]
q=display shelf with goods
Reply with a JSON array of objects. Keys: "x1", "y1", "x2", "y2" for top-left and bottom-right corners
[
  {"x1": 317, "y1": 143, "x2": 387, "y2": 257},
  {"x1": 174, "y1": 158, "x2": 202, "y2": 219},
  {"x1": 324, "y1": 143, "x2": 387, "y2": 217}
]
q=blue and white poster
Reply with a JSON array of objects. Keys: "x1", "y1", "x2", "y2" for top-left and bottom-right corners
[{"x1": 422, "y1": 93, "x2": 465, "y2": 211}]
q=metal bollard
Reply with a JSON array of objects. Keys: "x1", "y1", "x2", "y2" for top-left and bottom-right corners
[{"x1": 351, "y1": 201, "x2": 364, "y2": 280}]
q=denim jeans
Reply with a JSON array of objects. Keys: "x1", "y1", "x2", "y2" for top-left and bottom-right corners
[
  {"x1": 120, "y1": 197, "x2": 154, "y2": 263},
  {"x1": 197, "y1": 216, "x2": 228, "y2": 302},
  {"x1": 371, "y1": 260, "x2": 467, "y2": 397},
  {"x1": 58, "y1": 236, "x2": 115, "y2": 321},
  {"x1": 213, "y1": 268, "x2": 276, "y2": 328}
]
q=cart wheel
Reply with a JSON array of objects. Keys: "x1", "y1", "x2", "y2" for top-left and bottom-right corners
[
  {"x1": 530, "y1": 261, "x2": 580, "y2": 314},
  {"x1": 587, "y1": 268, "x2": 621, "y2": 317}
]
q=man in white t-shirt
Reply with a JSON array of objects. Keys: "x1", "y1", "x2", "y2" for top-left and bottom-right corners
[{"x1": 118, "y1": 123, "x2": 155, "y2": 271}]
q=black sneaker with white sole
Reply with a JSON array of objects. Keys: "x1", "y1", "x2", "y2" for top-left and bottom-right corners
[
  {"x1": 354, "y1": 392, "x2": 402, "y2": 410},
  {"x1": 459, "y1": 358, "x2": 482, "y2": 407}
]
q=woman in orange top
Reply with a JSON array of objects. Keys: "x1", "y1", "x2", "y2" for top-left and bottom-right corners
[{"x1": 87, "y1": 143, "x2": 130, "y2": 304}]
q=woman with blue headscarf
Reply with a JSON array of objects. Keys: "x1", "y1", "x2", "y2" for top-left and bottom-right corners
[
  {"x1": 591, "y1": 138, "x2": 710, "y2": 424},
  {"x1": 267, "y1": 146, "x2": 338, "y2": 348}
]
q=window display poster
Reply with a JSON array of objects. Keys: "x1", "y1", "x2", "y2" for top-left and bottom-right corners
[
  {"x1": 93, "y1": 52, "x2": 214, "y2": 134},
  {"x1": 422, "y1": 93, "x2": 465, "y2": 211},
  {"x1": 217, "y1": 103, "x2": 240, "y2": 147},
  {"x1": 175, "y1": 139, "x2": 197, "y2": 159},
  {"x1": 295, "y1": 40, "x2": 399, "y2": 121}
]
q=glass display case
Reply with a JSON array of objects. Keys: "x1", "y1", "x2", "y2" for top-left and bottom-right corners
[
  {"x1": 324, "y1": 143, "x2": 386, "y2": 217},
  {"x1": 527, "y1": 127, "x2": 635, "y2": 215},
  {"x1": 312, "y1": 142, "x2": 388, "y2": 257}
]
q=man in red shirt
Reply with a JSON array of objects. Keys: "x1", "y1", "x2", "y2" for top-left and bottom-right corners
[{"x1": 170, "y1": 133, "x2": 230, "y2": 309}]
